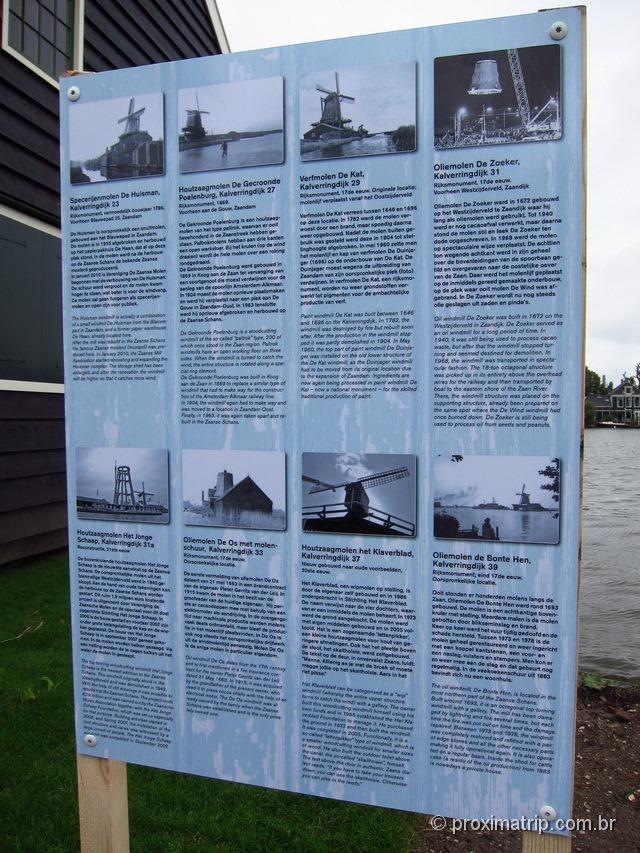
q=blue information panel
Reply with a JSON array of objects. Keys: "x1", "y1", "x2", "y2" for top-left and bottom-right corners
[{"x1": 60, "y1": 8, "x2": 585, "y2": 831}]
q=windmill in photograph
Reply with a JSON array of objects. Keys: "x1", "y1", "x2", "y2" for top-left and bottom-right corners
[
  {"x1": 303, "y1": 72, "x2": 366, "y2": 141},
  {"x1": 302, "y1": 465, "x2": 415, "y2": 536},
  {"x1": 178, "y1": 80, "x2": 285, "y2": 170},
  {"x1": 119, "y1": 97, "x2": 145, "y2": 134},
  {"x1": 182, "y1": 91, "x2": 209, "y2": 143},
  {"x1": 433, "y1": 454, "x2": 561, "y2": 544},
  {"x1": 78, "y1": 97, "x2": 164, "y2": 181},
  {"x1": 77, "y1": 459, "x2": 169, "y2": 522},
  {"x1": 300, "y1": 61, "x2": 416, "y2": 160},
  {"x1": 301, "y1": 71, "x2": 369, "y2": 153},
  {"x1": 512, "y1": 484, "x2": 547, "y2": 512}
]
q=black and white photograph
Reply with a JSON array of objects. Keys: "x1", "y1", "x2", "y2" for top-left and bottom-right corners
[
  {"x1": 178, "y1": 77, "x2": 284, "y2": 173},
  {"x1": 433, "y1": 454, "x2": 560, "y2": 545},
  {"x1": 75, "y1": 447, "x2": 170, "y2": 524},
  {"x1": 69, "y1": 93, "x2": 164, "y2": 184},
  {"x1": 302, "y1": 452, "x2": 416, "y2": 537},
  {"x1": 299, "y1": 61, "x2": 416, "y2": 161},
  {"x1": 434, "y1": 44, "x2": 561, "y2": 150},
  {"x1": 182, "y1": 449, "x2": 286, "y2": 531}
]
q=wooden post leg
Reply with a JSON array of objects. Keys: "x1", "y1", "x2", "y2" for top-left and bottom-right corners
[
  {"x1": 77, "y1": 754, "x2": 130, "y2": 853},
  {"x1": 522, "y1": 831, "x2": 571, "y2": 852}
]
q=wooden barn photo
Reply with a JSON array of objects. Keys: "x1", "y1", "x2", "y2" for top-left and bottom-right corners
[{"x1": 182, "y1": 449, "x2": 286, "y2": 531}]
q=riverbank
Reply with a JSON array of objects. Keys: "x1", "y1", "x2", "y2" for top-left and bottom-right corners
[{"x1": 414, "y1": 678, "x2": 640, "y2": 852}]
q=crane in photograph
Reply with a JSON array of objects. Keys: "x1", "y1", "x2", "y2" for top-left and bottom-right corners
[{"x1": 507, "y1": 48, "x2": 559, "y2": 134}]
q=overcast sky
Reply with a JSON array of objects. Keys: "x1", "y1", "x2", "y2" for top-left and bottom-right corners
[{"x1": 218, "y1": 0, "x2": 639, "y2": 385}]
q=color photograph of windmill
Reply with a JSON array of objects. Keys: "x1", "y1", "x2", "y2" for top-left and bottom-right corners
[
  {"x1": 302, "y1": 452, "x2": 416, "y2": 537},
  {"x1": 178, "y1": 77, "x2": 284, "y2": 173},
  {"x1": 433, "y1": 453, "x2": 560, "y2": 545},
  {"x1": 299, "y1": 61, "x2": 416, "y2": 161},
  {"x1": 434, "y1": 44, "x2": 561, "y2": 150},
  {"x1": 182, "y1": 449, "x2": 286, "y2": 531},
  {"x1": 75, "y1": 447, "x2": 169, "y2": 524},
  {"x1": 69, "y1": 93, "x2": 164, "y2": 184}
]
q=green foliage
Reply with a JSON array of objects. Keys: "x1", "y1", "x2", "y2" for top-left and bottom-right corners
[
  {"x1": 40, "y1": 675, "x2": 59, "y2": 692},
  {"x1": 1, "y1": 555, "x2": 419, "y2": 853},
  {"x1": 19, "y1": 685, "x2": 37, "y2": 703},
  {"x1": 584, "y1": 398, "x2": 596, "y2": 426},
  {"x1": 578, "y1": 673, "x2": 621, "y2": 691},
  {"x1": 585, "y1": 365, "x2": 640, "y2": 396},
  {"x1": 18, "y1": 675, "x2": 60, "y2": 702},
  {"x1": 585, "y1": 366, "x2": 605, "y2": 395}
]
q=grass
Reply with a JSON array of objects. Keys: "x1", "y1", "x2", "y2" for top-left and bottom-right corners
[{"x1": 0, "y1": 554, "x2": 419, "y2": 852}]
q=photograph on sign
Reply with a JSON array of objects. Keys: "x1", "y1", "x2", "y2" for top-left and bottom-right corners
[
  {"x1": 68, "y1": 93, "x2": 164, "y2": 184},
  {"x1": 182, "y1": 449, "x2": 286, "y2": 530},
  {"x1": 178, "y1": 77, "x2": 284, "y2": 173},
  {"x1": 434, "y1": 44, "x2": 561, "y2": 150},
  {"x1": 75, "y1": 447, "x2": 170, "y2": 523},
  {"x1": 302, "y1": 452, "x2": 416, "y2": 536},
  {"x1": 299, "y1": 61, "x2": 416, "y2": 161},
  {"x1": 433, "y1": 454, "x2": 560, "y2": 544}
]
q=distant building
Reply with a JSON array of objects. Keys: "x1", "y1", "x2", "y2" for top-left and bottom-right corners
[
  {"x1": 586, "y1": 380, "x2": 640, "y2": 425},
  {"x1": 0, "y1": 1, "x2": 228, "y2": 564}
]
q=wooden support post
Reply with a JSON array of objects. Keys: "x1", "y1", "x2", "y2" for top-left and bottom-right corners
[
  {"x1": 522, "y1": 831, "x2": 571, "y2": 852},
  {"x1": 77, "y1": 755, "x2": 129, "y2": 853}
]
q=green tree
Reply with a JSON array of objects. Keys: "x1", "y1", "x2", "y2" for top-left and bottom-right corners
[
  {"x1": 584, "y1": 366, "x2": 605, "y2": 395},
  {"x1": 584, "y1": 398, "x2": 596, "y2": 426}
]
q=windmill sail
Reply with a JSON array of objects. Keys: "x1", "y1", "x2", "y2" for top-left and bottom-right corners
[
  {"x1": 302, "y1": 70, "x2": 366, "y2": 143},
  {"x1": 302, "y1": 460, "x2": 415, "y2": 537},
  {"x1": 118, "y1": 98, "x2": 145, "y2": 135},
  {"x1": 184, "y1": 91, "x2": 209, "y2": 139},
  {"x1": 307, "y1": 465, "x2": 409, "y2": 494}
]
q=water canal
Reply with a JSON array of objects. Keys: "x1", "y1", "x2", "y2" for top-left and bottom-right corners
[{"x1": 580, "y1": 428, "x2": 640, "y2": 676}]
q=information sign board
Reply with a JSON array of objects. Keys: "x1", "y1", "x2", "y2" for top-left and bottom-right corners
[{"x1": 60, "y1": 8, "x2": 585, "y2": 830}]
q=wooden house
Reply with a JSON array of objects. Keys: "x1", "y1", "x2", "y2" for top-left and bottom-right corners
[
  {"x1": 204, "y1": 471, "x2": 274, "y2": 521},
  {"x1": 0, "y1": 0, "x2": 228, "y2": 564}
]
